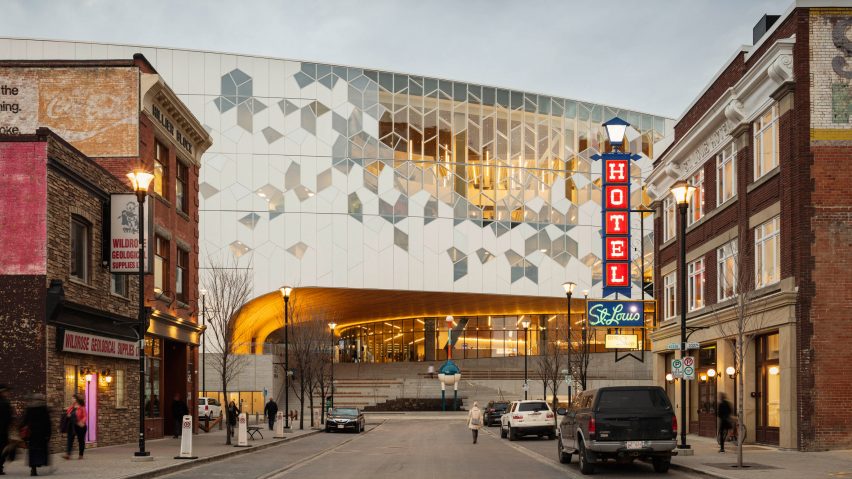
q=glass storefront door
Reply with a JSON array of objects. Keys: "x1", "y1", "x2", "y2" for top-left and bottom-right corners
[{"x1": 755, "y1": 333, "x2": 780, "y2": 445}]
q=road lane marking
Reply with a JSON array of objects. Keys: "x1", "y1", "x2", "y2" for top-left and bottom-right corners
[
  {"x1": 482, "y1": 428, "x2": 584, "y2": 479},
  {"x1": 261, "y1": 422, "x2": 386, "y2": 479}
]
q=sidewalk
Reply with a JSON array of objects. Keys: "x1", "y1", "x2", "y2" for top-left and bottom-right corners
[
  {"x1": 671, "y1": 434, "x2": 852, "y2": 479},
  {"x1": 2, "y1": 426, "x2": 319, "y2": 479}
]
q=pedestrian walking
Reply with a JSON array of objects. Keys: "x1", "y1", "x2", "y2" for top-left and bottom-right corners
[
  {"x1": 62, "y1": 395, "x2": 87, "y2": 460},
  {"x1": 264, "y1": 398, "x2": 278, "y2": 431},
  {"x1": 21, "y1": 393, "x2": 51, "y2": 476},
  {"x1": 467, "y1": 401, "x2": 484, "y2": 444},
  {"x1": 0, "y1": 384, "x2": 13, "y2": 475},
  {"x1": 171, "y1": 393, "x2": 189, "y2": 438},
  {"x1": 717, "y1": 392, "x2": 733, "y2": 453},
  {"x1": 227, "y1": 400, "x2": 240, "y2": 437}
]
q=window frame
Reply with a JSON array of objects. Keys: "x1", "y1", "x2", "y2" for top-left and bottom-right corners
[
  {"x1": 175, "y1": 160, "x2": 189, "y2": 213},
  {"x1": 755, "y1": 216, "x2": 781, "y2": 289},
  {"x1": 716, "y1": 142, "x2": 737, "y2": 205},
  {"x1": 154, "y1": 235, "x2": 170, "y2": 293},
  {"x1": 175, "y1": 248, "x2": 189, "y2": 303},
  {"x1": 687, "y1": 169, "x2": 704, "y2": 227},
  {"x1": 110, "y1": 273, "x2": 129, "y2": 298},
  {"x1": 717, "y1": 240, "x2": 739, "y2": 302},
  {"x1": 687, "y1": 257, "x2": 705, "y2": 311},
  {"x1": 154, "y1": 140, "x2": 168, "y2": 198},
  {"x1": 663, "y1": 272, "x2": 676, "y2": 321},
  {"x1": 70, "y1": 216, "x2": 90, "y2": 283},
  {"x1": 663, "y1": 197, "x2": 676, "y2": 242},
  {"x1": 753, "y1": 104, "x2": 780, "y2": 181}
]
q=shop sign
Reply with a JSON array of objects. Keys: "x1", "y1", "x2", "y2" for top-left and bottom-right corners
[
  {"x1": 109, "y1": 193, "x2": 152, "y2": 273},
  {"x1": 605, "y1": 334, "x2": 638, "y2": 349},
  {"x1": 587, "y1": 300, "x2": 644, "y2": 327},
  {"x1": 60, "y1": 329, "x2": 139, "y2": 360}
]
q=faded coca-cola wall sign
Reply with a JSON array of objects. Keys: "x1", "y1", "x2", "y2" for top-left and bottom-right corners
[{"x1": 0, "y1": 67, "x2": 139, "y2": 157}]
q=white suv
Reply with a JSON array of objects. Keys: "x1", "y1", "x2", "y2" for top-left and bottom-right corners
[
  {"x1": 500, "y1": 400, "x2": 556, "y2": 441},
  {"x1": 198, "y1": 397, "x2": 222, "y2": 421}
]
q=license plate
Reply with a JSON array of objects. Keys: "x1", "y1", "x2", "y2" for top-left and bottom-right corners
[
  {"x1": 626, "y1": 441, "x2": 645, "y2": 449},
  {"x1": 337, "y1": 424, "x2": 345, "y2": 429}
]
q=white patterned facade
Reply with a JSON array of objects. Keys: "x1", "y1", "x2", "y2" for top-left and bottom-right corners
[{"x1": 0, "y1": 38, "x2": 673, "y2": 301}]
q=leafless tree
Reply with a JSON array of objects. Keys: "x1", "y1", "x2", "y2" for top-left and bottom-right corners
[
  {"x1": 285, "y1": 300, "x2": 332, "y2": 430},
  {"x1": 566, "y1": 317, "x2": 592, "y2": 395},
  {"x1": 202, "y1": 255, "x2": 253, "y2": 445},
  {"x1": 535, "y1": 341, "x2": 567, "y2": 413},
  {"x1": 709, "y1": 240, "x2": 770, "y2": 468}
]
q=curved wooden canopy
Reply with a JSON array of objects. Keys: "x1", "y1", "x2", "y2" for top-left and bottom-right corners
[{"x1": 232, "y1": 287, "x2": 570, "y2": 354}]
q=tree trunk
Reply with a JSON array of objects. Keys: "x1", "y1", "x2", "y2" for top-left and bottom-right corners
[
  {"x1": 309, "y1": 392, "x2": 315, "y2": 427},
  {"x1": 737, "y1": 334, "x2": 744, "y2": 467},
  {"x1": 223, "y1": 369, "x2": 231, "y2": 445},
  {"x1": 299, "y1": 381, "x2": 305, "y2": 430}
]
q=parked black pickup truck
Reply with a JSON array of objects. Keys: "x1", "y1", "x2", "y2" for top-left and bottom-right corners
[{"x1": 556, "y1": 386, "x2": 678, "y2": 474}]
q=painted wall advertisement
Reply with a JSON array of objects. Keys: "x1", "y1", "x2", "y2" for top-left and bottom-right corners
[
  {"x1": 110, "y1": 193, "x2": 152, "y2": 274},
  {"x1": 0, "y1": 66, "x2": 139, "y2": 157}
]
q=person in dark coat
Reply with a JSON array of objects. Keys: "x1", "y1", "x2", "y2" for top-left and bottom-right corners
[
  {"x1": 21, "y1": 394, "x2": 51, "y2": 476},
  {"x1": 171, "y1": 394, "x2": 189, "y2": 438},
  {"x1": 226, "y1": 401, "x2": 240, "y2": 437},
  {"x1": 263, "y1": 399, "x2": 278, "y2": 431},
  {"x1": 717, "y1": 392, "x2": 733, "y2": 452},
  {"x1": 0, "y1": 384, "x2": 12, "y2": 476}
]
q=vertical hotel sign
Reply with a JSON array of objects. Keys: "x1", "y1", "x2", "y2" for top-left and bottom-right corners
[
  {"x1": 110, "y1": 193, "x2": 152, "y2": 273},
  {"x1": 592, "y1": 149, "x2": 641, "y2": 297}
]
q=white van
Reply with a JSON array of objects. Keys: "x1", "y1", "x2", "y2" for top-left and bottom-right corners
[{"x1": 198, "y1": 397, "x2": 222, "y2": 420}]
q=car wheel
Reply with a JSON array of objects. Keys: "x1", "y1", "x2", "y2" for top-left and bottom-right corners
[
  {"x1": 578, "y1": 439, "x2": 595, "y2": 475},
  {"x1": 548, "y1": 431, "x2": 556, "y2": 441},
  {"x1": 325, "y1": 427, "x2": 331, "y2": 433},
  {"x1": 652, "y1": 457, "x2": 670, "y2": 473},
  {"x1": 557, "y1": 435, "x2": 572, "y2": 464},
  {"x1": 500, "y1": 425, "x2": 507, "y2": 438},
  {"x1": 509, "y1": 426, "x2": 518, "y2": 441}
]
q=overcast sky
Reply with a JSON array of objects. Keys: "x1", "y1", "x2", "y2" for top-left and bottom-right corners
[{"x1": 5, "y1": 0, "x2": 792, "y2": 118}]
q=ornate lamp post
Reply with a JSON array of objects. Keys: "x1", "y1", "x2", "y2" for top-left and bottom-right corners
[
  {"x1": 562, "y1": 282, "x2": 575, "y2": 404},
  {"x1": 126, "y1": 170, "x2": 154, "y2": 460},
  {"x1": 328, "y1": 321, "x2": 337, "y2": 411},
  {"x1": 521, "y1": 318, "x2": 531, "y2": 400},
  {"x1": 438, "y1": 315, "x2": 461, "y2": 411},
  {"x1": 279, "y1": 285, "x2": 293, "y2": 430},
  {"x1": 199, "y1": 288, "x2": 207, "y2": 397},
  {"x1": 670, "y1": 180, "x2": 696, "y2": 451}
]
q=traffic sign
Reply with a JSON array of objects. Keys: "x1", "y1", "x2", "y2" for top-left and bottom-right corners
[
  {"x1": 666, "y1": 343, "x2": 680, "y2": 350},
  {"x1": 683, "y1": 366, "x2": 695, "y2": 380},
  {"x1": 683, "y1": 356, "x2": 695, "y2": 368},
  {"x1": 686, "y1": 342, "x2": 700, "y2": 349},
  {"x1": 672, "y1": 370, "x2": 684, "y2": 379},
  {"x1": 667, "y1": 342, "x2": 701, "y2": 350},
  {"x1": 671, "y1": 359, "x2": 683, "y2": 370}
]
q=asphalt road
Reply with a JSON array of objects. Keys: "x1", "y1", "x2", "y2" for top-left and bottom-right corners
[{"x1": 162, "y1": 419, "x2": 703, "y2": 479}]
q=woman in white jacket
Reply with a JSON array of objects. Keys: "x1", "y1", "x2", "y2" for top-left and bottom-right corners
[{"x1": 467, "y1": 401, "x2": 484, "y2": 444}]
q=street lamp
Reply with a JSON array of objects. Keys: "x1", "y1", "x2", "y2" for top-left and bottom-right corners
[
  {"x1": 126, "y1": 169, "x2": 154, "y2": 459},
  {"x1": 199, "y1": 288, "x2": 207, "y2": 398},
  {"x1": 562, "y1": 282, "x2": 575, "y2": 405},
  {"x1": 602, "y1": 116, "x2": 630, "y2": 151},
  {"x1": 582, "y1": 290, "x2": 589, "y2": 391},
  {"x1": 521, "y1": 318, "x2": 531, "y2": 400},
  {"x1": 670, "y1": 180, "x2": 695, "y2": 451},
  {"x1": 280, "y1": 285, "x2": 293, "y2": 430},
  {"x1": 328, "y1": 321, "x2": 337, "y2": 411}
]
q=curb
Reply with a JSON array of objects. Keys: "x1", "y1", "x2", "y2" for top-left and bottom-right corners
[
  {"x1": 670, "y1": 462, "x2": 737, "y2": 479},
  {"x1": 120, "y1": 430, "x2": 322, "y2": 479}
]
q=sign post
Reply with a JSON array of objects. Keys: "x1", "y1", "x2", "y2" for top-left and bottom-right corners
[
  {"x1": 235, "y1": 413, "x2": 249, "y2": 447},
  {"x1": 274, "y1": 411, "x2": 285, "y2": 438},
  {"x1": 174, "y1": 415, "x2": 197, "y2": 459}
]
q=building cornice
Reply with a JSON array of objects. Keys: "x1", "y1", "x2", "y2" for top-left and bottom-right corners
[
  {"x1": 140, "y1": 73, "x2": 212, "y2": 165},
  {"x1": 647, "y1": 38, "x2": 795, "y2": 201}
]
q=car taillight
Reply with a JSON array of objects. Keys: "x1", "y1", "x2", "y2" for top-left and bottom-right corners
[
  {"x1": 546, "y1": 413, "x2": 554, "y2": 419},
  {"x1": 672, "y1": 415, "x2": 678, "y2": 435},
  {"x1": 205, "y1": 405, "x2": 208, "y2": 410},
  {"x1": 513, "y1": 414, "x2": 523, "y2": 420},
  {"x1": 588, "y1": 417, "x2": 596, "y2": 438}
]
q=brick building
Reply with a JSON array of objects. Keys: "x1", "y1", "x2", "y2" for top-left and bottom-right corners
[
  {"x1": 0, "y1": 55, "x2": 211, "y2": 443},
  {"x1": 0, "y1": 130, "x2": 142, "y2": 450},
  {"x1": 646, "y1": 2, "x2": 852, "y2": 451}
]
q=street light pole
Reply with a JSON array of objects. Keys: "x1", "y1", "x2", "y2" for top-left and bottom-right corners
[
  {"x1": 280, "y1": 286, "x2": 292, "y2": 430},
  {"x1": 200, "y1": 290, "x2": 206, "y2": 396},
  {"x1": 562, "y1": 282, "x2": 575, "y2": 405},
  {"x1": 328, "y1": 322, "x2": 337, "y2": 411},
  {"x1": 670, "y1": 180, "x2": 695, "y2": 451},
  {"x1": 127, "y1": 170, "x2": 154, "y2": 459},
  {"x1": 521, "y1": 319, "x2": 531, "y2": 400}
]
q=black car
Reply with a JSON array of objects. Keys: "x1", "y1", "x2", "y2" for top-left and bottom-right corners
[
  {"x1": 484, "y1": 401, "x2": 510, "y2": 426},
  {"x1": 556, "y1": 387, "x2": 677, "y2": 475},
  {"x1": 325, "y1": 407, "x2": 366, "y2": 433}
]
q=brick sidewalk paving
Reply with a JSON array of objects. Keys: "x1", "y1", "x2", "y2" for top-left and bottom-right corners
[
  {"x1": 2, "y1": 426, "x2": 319, "y2": 478},
  {"x1": 672, "y1": 434, "x2": 852, "y2": 479}
]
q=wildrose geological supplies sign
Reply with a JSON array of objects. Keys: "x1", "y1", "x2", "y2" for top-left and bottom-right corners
[
  {"x1": 60, "y1": 329, "x2": 139, "y2": 360},
  {"x1": 110, "y1": 193, "x2": 152, "y2": 273}
]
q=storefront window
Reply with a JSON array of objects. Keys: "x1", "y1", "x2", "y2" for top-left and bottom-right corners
[
  {"x1": 144, "y1": 337, "x2": 162, "y2": 418},
  {"x1": 757, "y1": 332, "x2": 781, "y2": 440},
  {"x1": 115, "y1": 369, "x2": 126, "y2": 408},
  {"x1": 64, "y1": 364, "x2": 79, "y2": 406}
]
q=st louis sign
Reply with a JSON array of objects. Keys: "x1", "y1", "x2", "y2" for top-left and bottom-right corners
[{"x1": 587, "y1": 300, "x2": 644, "y2": 328}]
